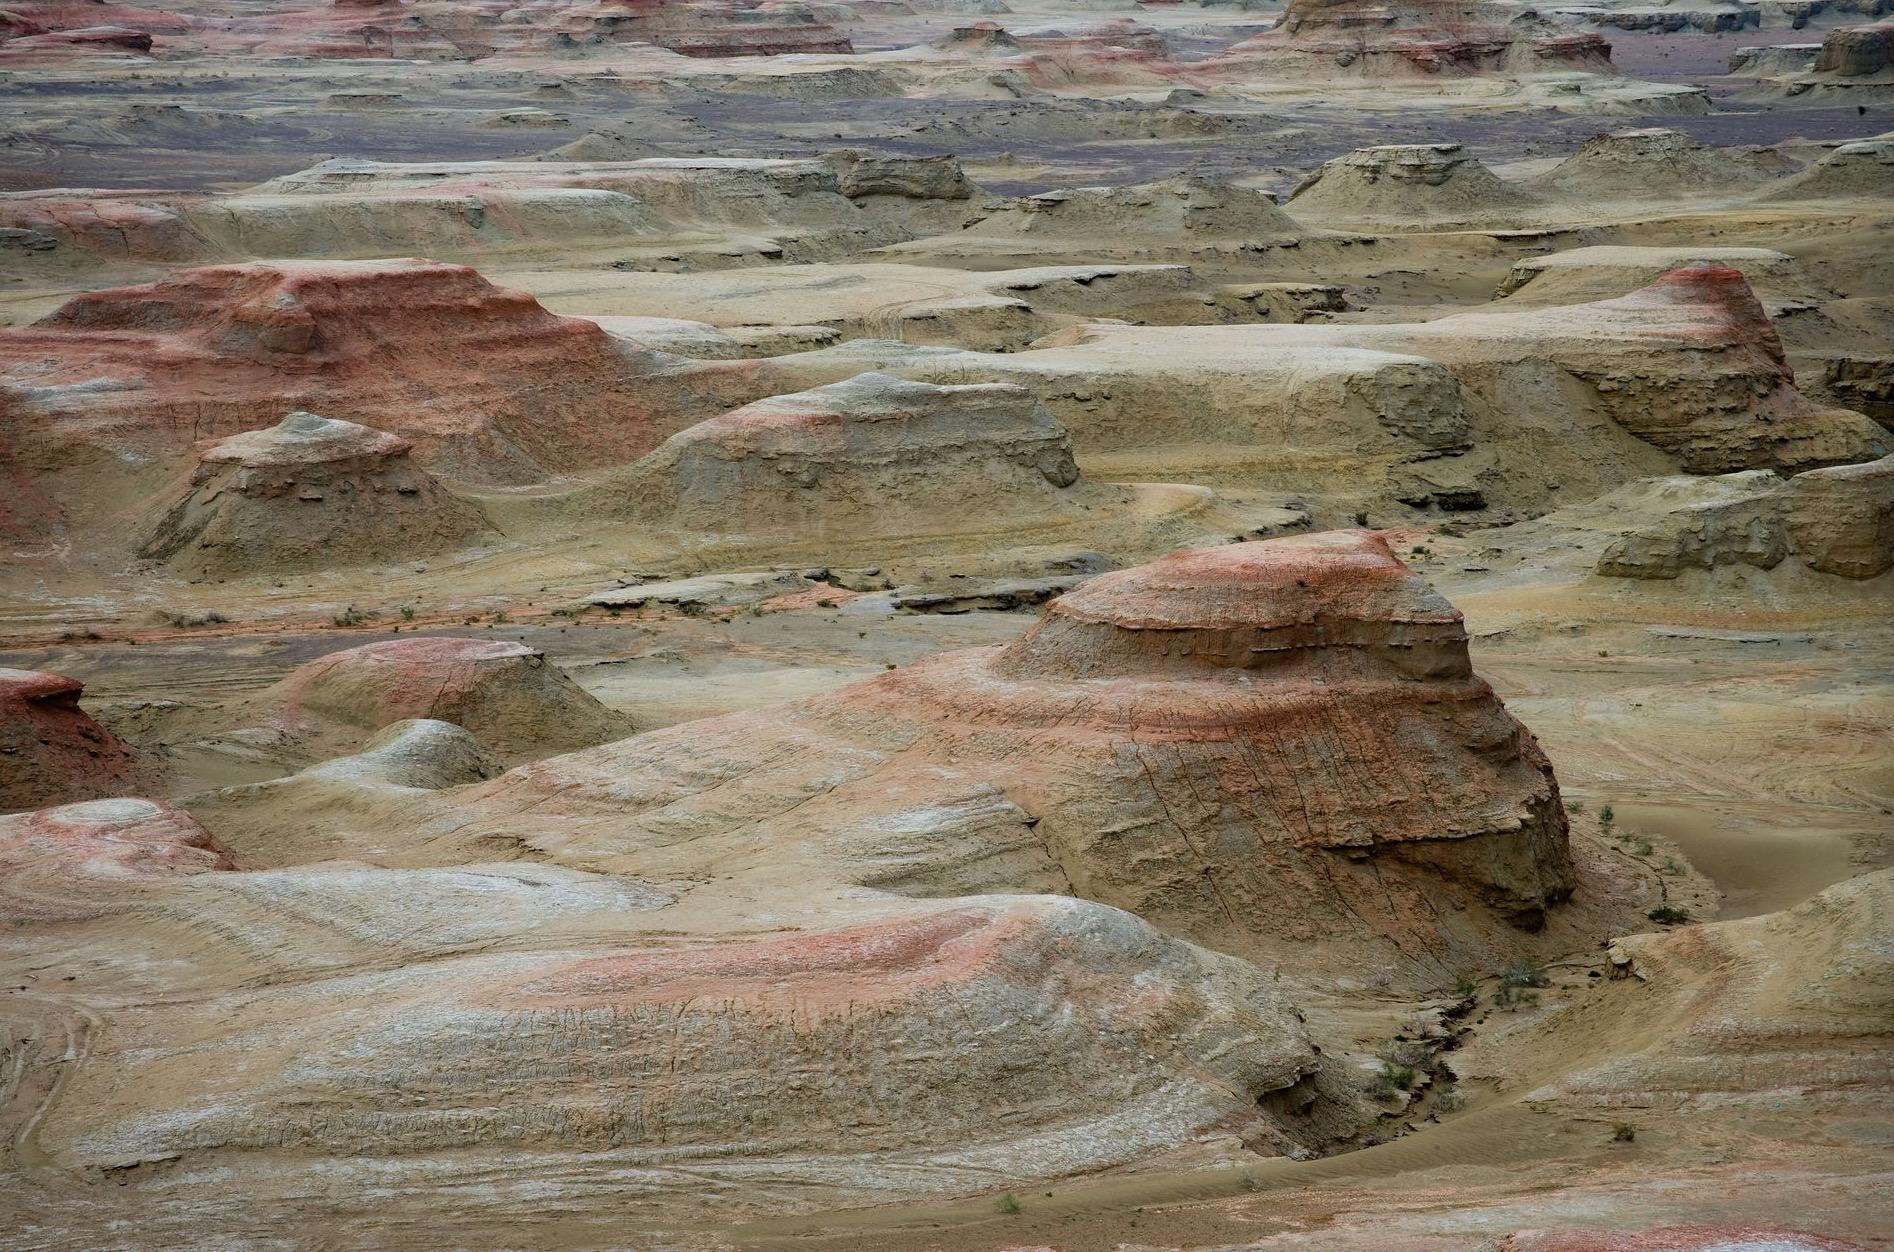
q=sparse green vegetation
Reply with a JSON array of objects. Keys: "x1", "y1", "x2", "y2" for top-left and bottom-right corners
[
  {"x1": 1452, "y1": 971, "x2": 1479, "y2": 999},
  {"x1": 1493, "y1": 985, "x2": 1540, "y2": 1011},
  {"x1": 490, "y1": 610, "x2": 511, "y2": 624},
  {"x1": 1647, "y1": 906, "x2": 1690, "y2": 925},
  {"x1": 399, "y1": 605, "x2": 416, "y2": 621},
  {"x1": 1352, "y1": 511, "x2": 1369, "y2": 527},
  {"x1": 332, "y1": 606, "x2": 369, "y2": 628},
  {"x1": 996, "y1": 1192, "x2": 1022, "y2": 1215},
  {"x1": 1433, "y1": 1084, "x2": 1466, "y2": 1114},
  {"x1": 1612, "y1": 1122, "x2": 1637, "y2": 1143}
]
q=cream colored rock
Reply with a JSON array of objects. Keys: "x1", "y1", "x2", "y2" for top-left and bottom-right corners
[{"x1": 1787, "y1": 454, "x2": 1894, "y2": 577}]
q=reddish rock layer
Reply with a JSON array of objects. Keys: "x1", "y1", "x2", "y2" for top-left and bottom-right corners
[
  {"x1": 0, "y1": 798, "x2": 232, "y2": 921},
  {"x1": 0, "y1": 260, "x2": 679, "y2": 483},
  {"x1": 1, "y1": 668, "x2": 161, "y2": 814},
  {"x1": 1217, "y1": 0, "x2": 1616, "y2": 79}
]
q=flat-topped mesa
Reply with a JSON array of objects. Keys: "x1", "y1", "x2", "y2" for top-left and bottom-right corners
[
  {"x1": 601, "y1": 373, "x2": 1097, "y2": 536},
  {"x1": 0, "y1": 798, "x2": 232, "y2": 922},
  {"x1": 1285, "y1": 144, "x2": 1542, "y2": 226},
  {"x1": 261, "y1": 637, "x2": 631, "y2": 758},
  {"x1": 4, "y1": 259, "x2": 674, "y2": 482},
  {"x1": 1, "y1": 669, "x2": 161, "y2": 814},
  {"x1": 992, "y1": 530, "x2": 1471, "y2": 682},
  {"x1": 543, "y1": 0, "x2": 853, "y2": 57},
  {"x1": 136, "y1": 411, "x2": 493, "y2": 579},
  {"x1": 1219, "y1": 0, "x2": 1615, "y2": 78},
  {"x1": 1596, "y1": 262, "x2": 1790, "y2": 369}
]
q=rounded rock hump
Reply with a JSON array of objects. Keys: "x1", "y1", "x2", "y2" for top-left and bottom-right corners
[
  {"x1": 198, "y1": 409, "x2": 410, "y2": 466},
  {"x1": 993, "y1": 530, "x2": 1470, "y2": 680},
  {"x1": 1, "y1": 667, "x2": 163, "y2": 814},
  {"x1": 262, "y1": 636, "x2": 632, "y2": 758},
  {"x1": 0, "y1": 798, "x2": 233, "y2": 921}
]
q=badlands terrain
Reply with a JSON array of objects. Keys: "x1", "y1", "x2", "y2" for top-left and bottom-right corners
[{"x1": 0, "y1": 0, "x2": 1891, "y2": 1248}]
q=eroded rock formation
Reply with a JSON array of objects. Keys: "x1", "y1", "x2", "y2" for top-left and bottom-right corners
[
  {"x1": 1216, "y1": 0, "x2": 1616, "y2": 79},
  {"x1": 0, "y1": 669, "x2": 161, "y2": 814},
  {"x1": 255, "y1": 636, "x2": 632, "y2": 758},
  {"x1": 137, "y1": 411, "x2": 493, "y2": 578}
]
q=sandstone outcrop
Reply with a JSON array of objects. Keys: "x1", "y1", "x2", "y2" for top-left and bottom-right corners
[
  {"x1": 1493, "y1": 245, "x2": 1820, "y2": 303},
  {"x1": 1787, "y1": 454, "x2": 1894, "y2": 577},
  {"x1": 586, "y1": 372, "x2": 1111, "y2": 538},
  {"x1": 1593, "y1": 471, "x2": 1791, "y2": 578},
  {"x1": 446, "y1": 532, "x2": 1575, "y2": 977},
  {"x1": 1813, "y1": 18, "x2": 1894, "y2": 76},
  {"x1": 1579, "y1": 456, "x2": 1892, "y2": 579},
  {"x1": 1285, "y1": 144, "x2": 1544, "y2": 228},
  {"x1": 252, "y1": 637, "x2": 630, "y2": 760},
  {"x1": 0, "y1": 260, "x2": 713, "y2": 483},
  {"x1": 1, "y1": 668, "x2": 162, "y2": 813},
  {"x1": 136, "y1": 411, "x2": 493, "y2": 579}
]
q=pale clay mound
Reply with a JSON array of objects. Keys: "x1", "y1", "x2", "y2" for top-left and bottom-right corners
[
  {"x1": 253, "y1": 636, "x2": 632, "y2": 759},
  {"x1": 426, "y1": 532, "x2": 1576, "y2": 980},
  {"x1": 1522, "y1": 128, "x2": 1789, "y2": 199},
  {"x1": 583, "y1": 372, "x2": 1112, "y2": 537},
  {"x1": 136, "y1": 411, "x2": 494, "y2": 579},
  {"x1": 1285, "y1": 143, "x2": 1546, "y2": 227},
  {"x1": 0, "y1": 668, "x2": 163, "y2": 814},
  {"x1": 962, "y1": 174, "x2": 1301, "y2": 242},
  {"x1": 1759, "y1": 138, "x2": 1894, "y2": 201}
]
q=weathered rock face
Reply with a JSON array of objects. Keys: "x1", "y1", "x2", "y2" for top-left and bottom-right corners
[
  {"x1": 1812, "y1": 19, "x2": 1894, "y2": 76},
  {"x1": 819, "y1": 149, "x2": 974, "y2": 201},
  {"x1": 33, "y1": 895, "x2": 1335, "y2": 1179},
  {"x1": 593, "y1": 373, "x2": 1102, "y2": 537},
  {"x1": 137, "y1": 411, "x2": 492, "y2": 579},
  {"x1": 1285, "y1": 144, "x2": 1543, "y2": 227},
  {"x1": 0, "y1": 260, "x2": 697, "y2": 484},
  {"x1": 1585, "y1": 457, "x2": 1892, "y2": 580},
  {"x1": 1217, "y1": 0, "x2": 1616, "y2": 78},
  {"x1": 0, "y1": 798, "x2": 232, "y2": 921},
  {"x1": 1498, "y1": 1227, "x2": 1872, "y2": 1252},
  {"x1": 259, "y1": 637, "x2": 632, "y2": 758},
  {"x1": 1594, "y1": 470, "x2": 1791, "y2": 578},
  {"x1": 0, "y1": 669, "x2": 161, "y2": 815},
  {"x1": 1787, "y1": 454, "x2": 1894, "y2": 577},
  {"x1": 447, "y1": 533, "x2": 1574, "y2": 977}
]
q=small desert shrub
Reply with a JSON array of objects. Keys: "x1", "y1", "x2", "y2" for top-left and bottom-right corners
[
  {"x1": 1368, "y1": 1062, "x2": 1417, "y2": 1097},
  {"x1": 166, "y1": 610, "x2": 229, "y2": 629},
  {"x1": 1494, "y1": 985, "x2": 1540, "y2": 1011},
  {"x1": 1565, "y1": 799, "x2": 1585, "y2": 814},
  {"x1": 1352, "y1": 511, "x2": 1369, "y2": 527},
  {"x1": 332, "y1": 606, "x2": 369, "y2": 628},
  {"x1": 1452, "y1": 971, "x2": 1479, "y2": 999},
  {"x1": 1599, "y1": 804, "x2": 1615, "y2": 828},
  {"x1": 1433, "y1": 1084, "x2": 1466, "y2": 1114},
  {"x1": 399, "y1": 605, "x2": 416, "y2": 621},
  {"x1": 1500, "y1": 958, "x2": 1550, "y2": 990},
  {"x1": 490, "y1": 610, "x2": 511, "y2": 624},
  {"x1": 995, "y1": 1192, "x2": 1023, "y2": 1215},
  {"x1": 1647, "y1": 906, "x2": 1690, "y2": 925},
  {"x1": 1612, "y1": 1122, "x2": 1637, "y2": 1143},
  {"x1": 1663, "y1": 857, "x2": 1684, "y2": 876},
  {"x1": 59, "y1": 627, "x2": 103, "y2": 642},
  {"x1": 1376, "y1": 1039, "x2": 1431, "y2": 1069}
]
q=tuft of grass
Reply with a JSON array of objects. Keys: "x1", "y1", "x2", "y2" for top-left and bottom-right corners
[
  {"x1": 1452, "y1": 971, "x2": 1479, "y2": 1000},
  {"x1": 1352, "y1": 511, "x2": 1369, "y2": 527},
  {"x1": 1612, "y1": 1122, "x2": 1637, "y2": 1143},
  {"x1": 399, "y1": 605, "x2": 416, "y2": 621},
  {"x1": 490, "y1": 610, "x2": 511, "y2": 624},
  {"x1": 1647, "y1": 906, "x2": 1690, "y2": 925},
  {"x1": 1433, "y1": 1084, "x2": 1466, "y2": 1114},
  {"x1": 332, "y1": 606, "x2": 369, "y2": 628},
  {"x1": 995, "y1": 1192, "x2": 1022, "y2": 1215},
  {"x1": 1494, "y1": 985, "x2": 1540, "y2": 1011},
  {"x1": 1662, "y1": 857, "x2": 1684, "y2": 876},
  {"x1": 166, "y1": 610, "x2": 229, "y2": 629},
  {"x1": 1376, "y1": 1039, "x2": 1431, "y2": 1069}
]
